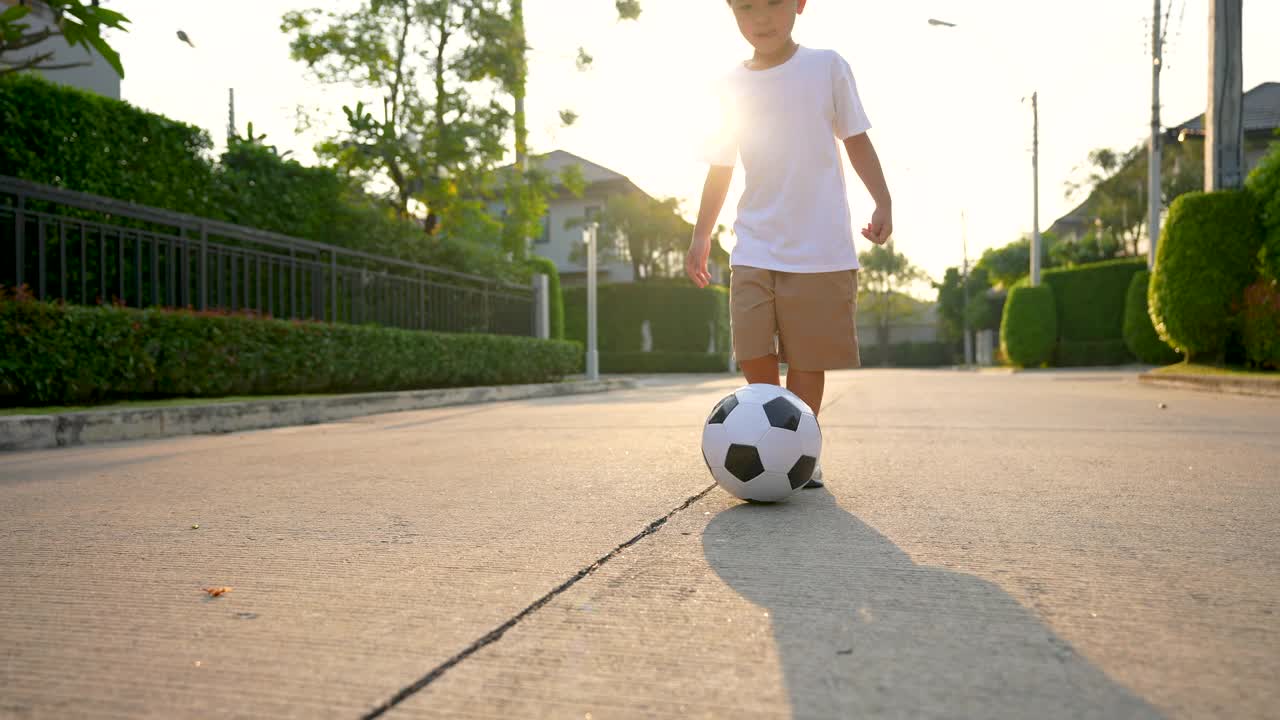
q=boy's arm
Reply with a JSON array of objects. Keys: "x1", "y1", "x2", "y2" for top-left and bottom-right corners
[
  {"x1": 844, "y1": 133, "x2": 892, "y2": 245},
  {"x1": 686, "y1": 164, "x2": 734, "y2": 288}
]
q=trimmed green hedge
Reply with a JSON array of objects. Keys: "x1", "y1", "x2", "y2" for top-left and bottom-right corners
[
  {"x1": 1123, "y1": 270, "x2": 1181, "y2": 365},
  {"x1": 1150, "y1": 191, "x2": 1263, "y2": 360},
  {"x1": 1041, "y1": 259, "x2": 1147, "y2": 343},
  {"x1": 1240, "y1": 279, "x2": 1280, "y2": 369},
  {"x1": 0, "y1": 294, "x2": 581, "y2": 406},
  {"x1": 1001, "y1": 284, "x2": 1057, "y2": 367},
  {"x1": 1246, "y1": 140, "x2": 1280, "y2": 280},
  {"x1": 1053, "y1": 339, "x2": 1134, "y2": 367},
  {"x1": 859, "y1": 341, "x2": 954, "y2": 368},
  {"x1": 1, "y1": 74, "x2": 217, "y2": 212},
  {"x1": 600, "y1": 352, "x2": 730, "y2": 374},
  {"x1": 527, "y1": 255, "x2": 564, "y2": 340},
  {"x1": 564, "y1": 282, "x2": 729, "y2": 354}
]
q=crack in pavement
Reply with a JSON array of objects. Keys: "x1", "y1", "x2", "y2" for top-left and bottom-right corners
[{"x1": 360, "y1": 483, "x2": 719, "y2": 719}]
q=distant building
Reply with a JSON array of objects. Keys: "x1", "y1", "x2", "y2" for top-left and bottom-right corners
[
  {"x1": 0, "y1": 0, "x2": 121, "y2": 99},
  {"x1": 489, "y1": 150, "x2": 720, "y2": 286},
  {"x1": 1049, "y1": 81, "x2": 1280, "y2": 245}
]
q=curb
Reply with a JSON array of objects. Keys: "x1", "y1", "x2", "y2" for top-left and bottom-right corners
[
  {"x1": 1, "y1": 378, "x2": 639, "y2": 452},
  {"x1": 1138, "y1": 372, "x2": 1280, "y2": 398}
]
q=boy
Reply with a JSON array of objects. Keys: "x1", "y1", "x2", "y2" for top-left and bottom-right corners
[{"x1": 686, "y1": 0, "x2": 892, "y2": 488}]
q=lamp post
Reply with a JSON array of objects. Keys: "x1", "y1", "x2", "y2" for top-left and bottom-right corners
[{"x1": 584, "y1": 222, "x2": 599, "y2": 381}]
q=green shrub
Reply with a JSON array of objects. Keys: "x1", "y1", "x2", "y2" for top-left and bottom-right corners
[
  {"x1": 0, "y1": 73, "x2": 217, "y2": 212},
  {"x1": 527, "y1": 255, "x2": 564, "y2": 340},
  {"x1": 859, "y1": 341, "x2": 955, "y2": 368},
  {"x1": 1042, "y1": 258, "x2": 1147, "y2": 343},
  {"x1": 1053, "y1": 339, "x2": 1134, "y2": 367},
  {"x1": 600, "y1": 352, "x2": 730, "y2": 374},
  {"x1": 1123, "y1": 270, "x2": 1180, "y2": 365},
  {"x1": 1246, "y1": 140, "x2": 1280, "y2": 280},
  {"x1": 564, "y1": 282, "x2": 729, "y2": 355},
  {"x1": 1000, "y1": 284, "x2": 1057, "y2": 367},
  {"x1": 1150, "y1": 191, "x2": 1263, "y2": 360},
  {"x1": 1239, "y1": 278, "x2": 1280, "y2": 369},
  {"x1": 0, "y1": 290, "x2": 581, "y2": 406}
]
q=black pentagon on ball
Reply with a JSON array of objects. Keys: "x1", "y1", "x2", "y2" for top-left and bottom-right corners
[
  {"x1": 763, "y1": 396, "x2": 802, "y2": 431},
  {"x1": 788, "y1": 455, "x2": 817, "y2": 489},
  {"x1": 725, "y1": 444, "x2": 765, "y2": 483},
  {"x1": 707, "y1": 394, "x2": 740, "y2": 425}
]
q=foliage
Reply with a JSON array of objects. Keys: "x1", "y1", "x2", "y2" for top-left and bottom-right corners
[
  {"x1": 934, "y1": 265, "x2": 999, "y2": 345},
  {"x1": 599, "y1": 352, "x2": 728, "y2": 374},
  {"x1": 1041, "y1": 258, "x2": 1146, "y2": 343},
  {"x1": 1000, "y1": 284, "x2": 1056, "y2": 367},
  {"x1": 0, "y1": 73, "x2": 216, "y2": 211},
  {"x1": 0, "y1": 0, "x2": 129, "y2": 78},
  {"x1": 526, "y1": 255, "x2": 564, "y2": 340},
  {"x1": 1052, "y1": 339, "x2": 1133, "y2": 367},
  {"x1": 1149, "y1": 191, "x2": 1263, "y2": 360},
  {"x1": 975, "y1": 232, "x2": 1064, "y2": 289},
  {"x1": 1123, "y1": 270, "x2": 1180, "y2": 365},
  {"x1": 282, "y1": 0, "x2": 513, "y2": 227},
  {"x1": 1239, "y1": 278, "x2": 1280, "y2": 369},
  {"x1": 858, "y1": 243, "x2": 928, "y2": 364},
  {"x1": 563, "y1": 282, "x2": 729, "y2": 357},
  {"x1": 568, "y1": 193, "x2": 693, "y2": 281},
  {"x1": 859, "y1": 341, "x2": 954, "y2": 368},
  {"x1": 0, "y1": 288, "x2": 580, "y2": 406},
  {"x1": 1245, "y1": 139, "x2": 1280, "y2": 280}
]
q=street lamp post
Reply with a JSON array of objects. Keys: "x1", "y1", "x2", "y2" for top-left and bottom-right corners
[{"x1": 584, "y1": 222, "x2": 599, "y2": 381}]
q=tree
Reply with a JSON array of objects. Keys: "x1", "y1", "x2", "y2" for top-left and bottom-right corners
[
  {"x1": 0, "y1": 0, "x2": 128, "y2": 78},
  {"x1": 975, "y1": 231, "x2": 1064, "y2": 289},
  {"x1": 567, "y1": 193, "x2": 692, "y2": 281},
  {"x1": 282, "y1": 0, "x2": 513, "y2": 234},
  {"x1": 858, "y1": 243, "x2": 929, "y2": 365},
  {"x1": 934, "y1": 265, "x2": 997, "y2": 348},
  {"x1": 504, "y1": 0, "x2": 642, "y2": 259}
]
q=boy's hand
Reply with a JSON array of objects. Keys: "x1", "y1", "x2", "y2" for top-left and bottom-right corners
[
  {"x1": 686, "y1": 236, "x2": 712, "y2": 288},
  {"x1": 861, "y1": 204, "x2": 892, "y2": 245}
]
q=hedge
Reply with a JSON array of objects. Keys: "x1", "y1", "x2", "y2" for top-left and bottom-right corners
[
  {"x1": 1000, "y1": 284, "x2": 1057, "y2": 367},
  {"x1": 1123, "y1": 270, "x2": 1180, "y2": 365},
  {"x1": 1041, "y1": 259, "x2": 1147, "y2": 343},
  {"x1": 600, "y1": 352, "x2": 730, "y2": 374},
  {"x1": 0, "y1": 73, "x2": 216, "y2": 212},
  {"x1": 859, "y1": 341, "x2": 954, "y2": 368},
  {"x1": 1246, "y1": 140, "x2": 1280, "y2": 280},
  {"x1": 1053, "y1": 339, "x2": 1134, "y2": 367},
  {"x1": 1240, "y1": 279, "x2": 1280, "y2": 369},
  {"x1": 1150, "y1": 191, "x2": 1263, "y2": 360},
  {"x1": 0, "y1": 293, "x2": 581, "y2": 406},
  {"x1": 527, "y1": 255, "x2": 564, "y2": 340},
  {"x1": 564, "y1": 281, "x2": 729, "y2": 356}
]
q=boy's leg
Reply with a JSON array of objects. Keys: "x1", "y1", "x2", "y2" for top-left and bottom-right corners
[
  {"x1": 740, "y1": 355, "x2": 781, "y2": 385},
  {"x1": 784, "y1": 369, "x2": 824, "y2": 417}
]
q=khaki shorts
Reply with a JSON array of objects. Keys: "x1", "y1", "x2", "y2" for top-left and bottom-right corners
[{"x1": 730, "y1": 265, "x2": 861, "y2": 371}]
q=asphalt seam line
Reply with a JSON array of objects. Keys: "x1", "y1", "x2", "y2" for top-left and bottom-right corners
[{"x1": 360, "y1": 482, "x2": 718, "y2": 719}]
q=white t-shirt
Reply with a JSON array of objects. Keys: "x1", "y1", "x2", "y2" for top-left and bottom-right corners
[{"x1": 705, "y1": 46, "x2": 872, "y2": 273}]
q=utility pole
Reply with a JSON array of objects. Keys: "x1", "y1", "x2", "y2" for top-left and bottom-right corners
[
  {"x1": 1206, "y1": 0, "x2": 1244, "y2": 190},
  {"x1": 227, "y1": 88, "x2": 236, "y2": 144},
  {"x1": 1148, "y1": 0, "x2": 1163, "y2": 268},
  {"x1": 1031, "y1": 91, "x2": 1041, "y2": 286}
]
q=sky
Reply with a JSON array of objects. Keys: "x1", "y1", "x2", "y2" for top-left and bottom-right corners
[{"x1": 107, "y1": 0, "x2": 1280, "y2": 288}]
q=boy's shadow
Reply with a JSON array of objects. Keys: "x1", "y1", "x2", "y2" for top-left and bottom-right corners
[{"x1": 702, "y1": 493, "x2": 1163, "y2": 719}]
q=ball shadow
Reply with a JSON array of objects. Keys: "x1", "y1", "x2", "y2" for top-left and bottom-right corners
[{"x1": 702, "y1": 492, "x2": 1164, "y2": 719}]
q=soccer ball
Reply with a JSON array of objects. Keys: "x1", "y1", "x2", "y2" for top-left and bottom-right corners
[{"x1": 701, "y1": 384, "x2": 822, "y2": 502}]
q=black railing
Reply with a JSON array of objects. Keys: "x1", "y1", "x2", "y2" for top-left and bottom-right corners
[{"x1": 0, "y1": 176, "x2": 535, "y2": 336}]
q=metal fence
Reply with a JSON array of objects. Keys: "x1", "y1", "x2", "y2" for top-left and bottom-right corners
[{"x1": 0, "y1": 175, "x2": 537, "y2": 336}]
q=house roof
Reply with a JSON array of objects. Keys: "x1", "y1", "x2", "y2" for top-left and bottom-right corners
[
  {"x1": 492, "y1": 150, "x2": 642, "y2": 194},
  {"x1": 1169, "y1": 81, "x2": 1280, "y2": 137}
]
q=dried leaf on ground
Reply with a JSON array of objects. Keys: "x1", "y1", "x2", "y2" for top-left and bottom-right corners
[{"x1": 202, "y1": 586, "x2": 233, "y2": 597}]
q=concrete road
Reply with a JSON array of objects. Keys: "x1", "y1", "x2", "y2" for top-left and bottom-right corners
[{"x1": 1, "y1": 370, "x2": 1277, "y2": 719}]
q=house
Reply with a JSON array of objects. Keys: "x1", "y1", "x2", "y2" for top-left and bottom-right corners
[
  {"x1": 0, "y1": 0, "x2": 121, "y2": 99},
  {"x1": 1049, "y1": 81, "x2": 1279, "y2": 243},
  {"x1": 489, "y1": 150, "x2": 720, "y2": 286}
]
